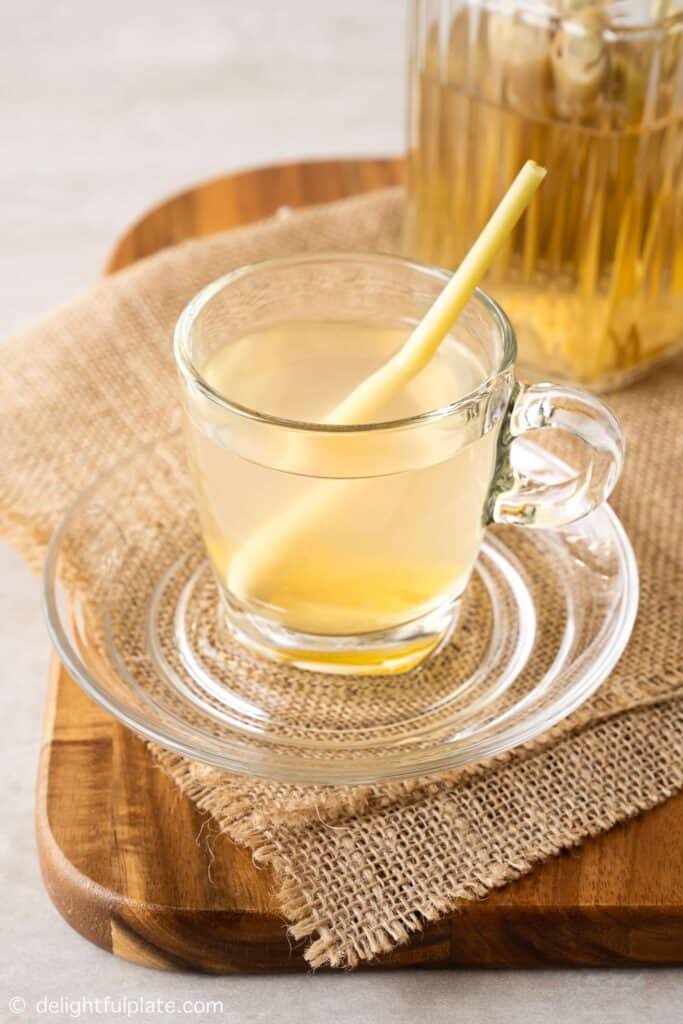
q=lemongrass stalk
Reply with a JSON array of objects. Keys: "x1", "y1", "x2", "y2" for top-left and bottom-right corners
[
  {"x1": 227, "y1": 162, "x2": 546, "y2": 608},
  {"x1": 491, "y1": 108, "x2": 524, "y2": 280},
  {"x1": 673, "y1": 185, "x2": 683, "y2": 294},
  {"x1": 566, "y1": 132, "x2": 590, "y2": 278},
  {"x1": 325, "y1": 162, "x2": 545, "y2": 427},
  {"x1": 648, "y1": 131, "x2": 674, "y2": 300},
  {"x1": 638, "y1": 120, "x2": 674, "y2": 298},
  {"x1": 454, "y1": 92, "x2": 475, "y2": 265},
  {"x1": 443, "y1": 6, "x2": 473, "y2": 267},
  {"x1": 598, "y1": 196, "x2": 634, "y2": 374},
  {"x1": 547, "y1": 134, "x2": 569, "y2": 273},
  {"x1": 579, "y1": 143, "x2": 607, "y2": 302},
  {"x1": 522, "y1": 128, "x2": 544, "y2": 282},
  {"x1": 637, "y1": 186, "x2": 666, "y2": 289},
  {"x1": 648, "y1": 227, "x2": 665, "y2": 300},
  {"x1": 475, "y1": 97, "x2": 501, "y2": 245}
]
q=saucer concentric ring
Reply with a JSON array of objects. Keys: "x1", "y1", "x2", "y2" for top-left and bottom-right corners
[{"x1": 43, "y1": 432, "x2": 638, "y2": 784}]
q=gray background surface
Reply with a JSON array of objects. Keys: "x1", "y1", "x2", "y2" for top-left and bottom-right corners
[{"x1": 0, "y1": 2, "x2": 680, "y2": 1020}]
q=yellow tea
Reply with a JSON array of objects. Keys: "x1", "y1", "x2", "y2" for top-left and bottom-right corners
[
  {"x1": 404, "y1": 2, "x2": 683, "y2": 387},
  {"x1": 183, "y1": 320, "x2": 497, "y2": 638}
]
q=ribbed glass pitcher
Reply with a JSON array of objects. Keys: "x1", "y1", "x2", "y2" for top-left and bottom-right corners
[{"x1": 404, "y1": 0, "x2": 683, "y2": 389}]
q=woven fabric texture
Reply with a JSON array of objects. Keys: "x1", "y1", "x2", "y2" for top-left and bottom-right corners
[{"x1": 1, "y1": 189, "x2": 681, "y2": 967}]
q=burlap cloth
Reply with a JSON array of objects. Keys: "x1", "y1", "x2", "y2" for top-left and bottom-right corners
[{"x1": 1, "y1": 189, "x2": 682, "y2": 968}]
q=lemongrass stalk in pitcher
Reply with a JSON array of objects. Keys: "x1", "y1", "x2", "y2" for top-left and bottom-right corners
[{"x1": 404, "y1": 0, "x2": 683, "y2": 389}]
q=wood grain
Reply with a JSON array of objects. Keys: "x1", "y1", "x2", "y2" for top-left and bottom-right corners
[{"x1": 38, "y1": 157, "x2": 683, "y2": 971}]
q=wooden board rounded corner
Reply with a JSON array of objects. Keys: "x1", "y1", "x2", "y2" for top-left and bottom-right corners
[{"x1": 104, "y1": 156, "x2": 403, "y2": 274}]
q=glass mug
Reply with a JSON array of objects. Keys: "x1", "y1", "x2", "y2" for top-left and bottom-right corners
[{"x1": 174, "y1": 253, "x2": 623, "y2": 675}]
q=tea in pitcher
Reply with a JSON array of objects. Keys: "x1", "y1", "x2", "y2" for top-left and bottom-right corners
[{"x1": 405, "y1": 0, "x2": 683, "y2": 388}]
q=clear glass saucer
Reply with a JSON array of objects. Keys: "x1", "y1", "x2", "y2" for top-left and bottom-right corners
[{"x1": 43, "y1": 432, "x2": 638, "y2": 785}]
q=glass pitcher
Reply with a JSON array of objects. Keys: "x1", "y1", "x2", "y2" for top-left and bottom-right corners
[{"x1": 404, "y1": 0, "x2": 683, "y2": 389}]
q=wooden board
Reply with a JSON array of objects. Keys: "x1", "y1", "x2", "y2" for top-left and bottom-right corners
[{"x1": 38, "y1": 157, "x2": 683, "y2": 972}]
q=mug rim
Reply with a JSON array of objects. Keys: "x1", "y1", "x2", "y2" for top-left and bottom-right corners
[{"x1": 173, "y1": 251, "x2": 517, "y2": 434}]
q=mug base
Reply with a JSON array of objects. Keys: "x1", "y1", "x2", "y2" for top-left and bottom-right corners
[{"x1": 221, "y1": 596, "x2": 462, "y2": 676}]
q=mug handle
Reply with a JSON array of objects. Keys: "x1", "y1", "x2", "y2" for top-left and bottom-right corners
[{"x1": 487, "y1": 382, "x2": 624, "y2": 528}]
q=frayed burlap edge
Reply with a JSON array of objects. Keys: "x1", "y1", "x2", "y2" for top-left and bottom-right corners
[
  {"x1": 148, "y1": 676, "x2": 683, "y2": 841},
  {"x1": 155, "y1": 696, "x2": 683, "y2": 968}
]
